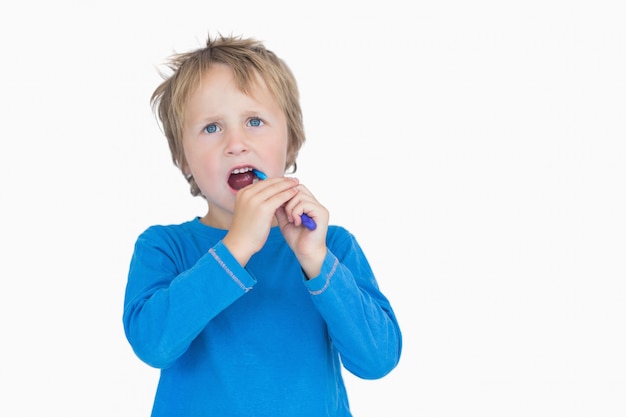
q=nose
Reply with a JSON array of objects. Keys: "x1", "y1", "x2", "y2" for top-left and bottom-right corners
[{"x1": 223, "y1": 127, "x2": 249, "y2": 156}]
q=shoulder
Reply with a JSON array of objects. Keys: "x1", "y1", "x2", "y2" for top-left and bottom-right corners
[
  {"x1": 326, "y1": 225, "x2": 361, "y2": 252},
  {"x1": 135, "y1": 217, "x2": 222, "y2": 248},
  {"x1": 326, "y1": 225, "x2": 353, "y2": 241},
  {"x1": 139, "y1": 219, "x2": 196, "y2": 241}
]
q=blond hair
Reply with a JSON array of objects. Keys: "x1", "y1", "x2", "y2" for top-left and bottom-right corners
[{"x1": 151, "y1": 33, "x2": 305, "y2": 196}]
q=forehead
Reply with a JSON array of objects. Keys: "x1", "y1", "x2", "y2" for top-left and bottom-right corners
[
  {"x1": 199, "y1": 63, "x2": 273, "y2": 100},
  {"x1": 185, "y1": 63, "x2": 279, "y2": 105},
  {"x1": 184, "y1": 63, "x2": 282, "y2": 119}
]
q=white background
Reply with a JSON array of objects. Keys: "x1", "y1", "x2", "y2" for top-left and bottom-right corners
[{"x1": 1, "y1": 1, "x2": 625, "y2": 416}]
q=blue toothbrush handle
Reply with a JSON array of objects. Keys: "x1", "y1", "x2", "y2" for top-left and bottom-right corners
[{"x1": 300, "y1": 213, "x2": 317, "y2": 230}]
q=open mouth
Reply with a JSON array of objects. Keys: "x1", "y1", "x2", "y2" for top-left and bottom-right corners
[{"x1": 228, "y1": 167, "x2": 260, "y2": 190}]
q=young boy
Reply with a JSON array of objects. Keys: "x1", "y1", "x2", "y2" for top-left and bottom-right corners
[{"x1": 123, "y1": 33, "x2": 402, "y2": 416}]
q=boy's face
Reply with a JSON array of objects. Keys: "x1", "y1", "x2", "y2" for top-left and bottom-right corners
[{"x1": 182, "y1": 63, "x2": 290, "y2": 228}]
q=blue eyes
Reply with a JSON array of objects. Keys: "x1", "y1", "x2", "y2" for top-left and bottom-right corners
[
  {"x1": 203, "y1": 118, "x2": 263, "y2": 134},
  {"x1": 248, "y1": 117, "x2": 262, "y2": 127},
  {"x1": 204, "y1": 124, "x2": 219, "y2": 134}
]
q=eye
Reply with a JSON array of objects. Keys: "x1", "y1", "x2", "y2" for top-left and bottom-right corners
[
  {"x1": 247, "y1": 117, "x2": 264, "y2": 127},
  {"x1": 203, "y1": 123, "x2": 220, "y2": 134}
]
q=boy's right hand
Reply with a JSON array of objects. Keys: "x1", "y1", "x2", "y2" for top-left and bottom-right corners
[{"x1": 222, "y1": 177, "x2": 300, "y2": 266}]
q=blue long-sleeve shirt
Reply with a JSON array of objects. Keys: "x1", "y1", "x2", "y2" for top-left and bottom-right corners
[{"x1": 123, "y1": 218, "x2": 402, "y2": 416}]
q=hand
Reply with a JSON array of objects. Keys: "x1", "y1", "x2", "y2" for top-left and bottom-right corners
[
  {"x1": 223, "y1": 177, "x2": 300, "y2": 266},
  {"x1": 275, "y1": 183, "x2": 329, "y2": 279}
]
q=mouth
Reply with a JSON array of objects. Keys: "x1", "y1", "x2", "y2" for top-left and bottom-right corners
[{"x1": 228, "y1": 167, "x2": 261, "y2": 190}]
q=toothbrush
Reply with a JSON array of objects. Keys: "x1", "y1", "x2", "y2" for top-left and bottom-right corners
[{"x1": 252, "y1": 169, "x2": 317, "y2": 230}]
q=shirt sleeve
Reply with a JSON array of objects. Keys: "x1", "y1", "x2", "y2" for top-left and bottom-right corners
[
  {"x1": 303, "y1": 228, "x2": 402, "y2": 379},
  {"x1": 122, "y1": 230, "x2": 256, "y2": 369}
]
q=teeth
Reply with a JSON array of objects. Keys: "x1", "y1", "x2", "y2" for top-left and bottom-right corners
[{"x1": 231, "y1": 167, "x2": 253, "y2": 174}]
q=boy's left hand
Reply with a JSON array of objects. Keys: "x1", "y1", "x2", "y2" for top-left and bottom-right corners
[{"x1": 275, "y1": 183, "x2": 329, "y2": 279}]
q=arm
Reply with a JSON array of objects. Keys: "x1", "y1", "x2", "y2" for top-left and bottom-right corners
[
  {"x1": 304, "y1": 228, "x2": 402, "y2": 379},
  {"x1": 122, "y1": 229, "x2": 255, "y2": 368}
]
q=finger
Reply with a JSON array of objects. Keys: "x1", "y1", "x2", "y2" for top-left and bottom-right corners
[
  {"x1": 284, "y1": 185, "x2": 314, "y2": 212},
  {"x1": 274, "y1": 206, "x2": 290, "y2": 228},
  {"x1": 242, "y1": 178, "x2": 298, "y2": 208}
]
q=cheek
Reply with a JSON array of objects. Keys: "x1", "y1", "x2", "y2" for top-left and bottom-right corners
[
  {"x1": 183, "y1": 147, "x2": 218, "y2": 185},
  {"x1": 274, "y1": 134, "x2": 290, "y2": 158},
  {"x1": 282, "y1": 142, "x2": 295, "y2": 170},
  {"x1": 191, "y1": 165, "x2": 223, "y2": 199},
  {"x1": 184, "y1": 140, "x2": 211, "y2": 168}
]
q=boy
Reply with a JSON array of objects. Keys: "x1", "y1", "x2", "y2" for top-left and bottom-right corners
[{"x1": 123, "y1": 33, "x2": 402, "y2": 416}]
